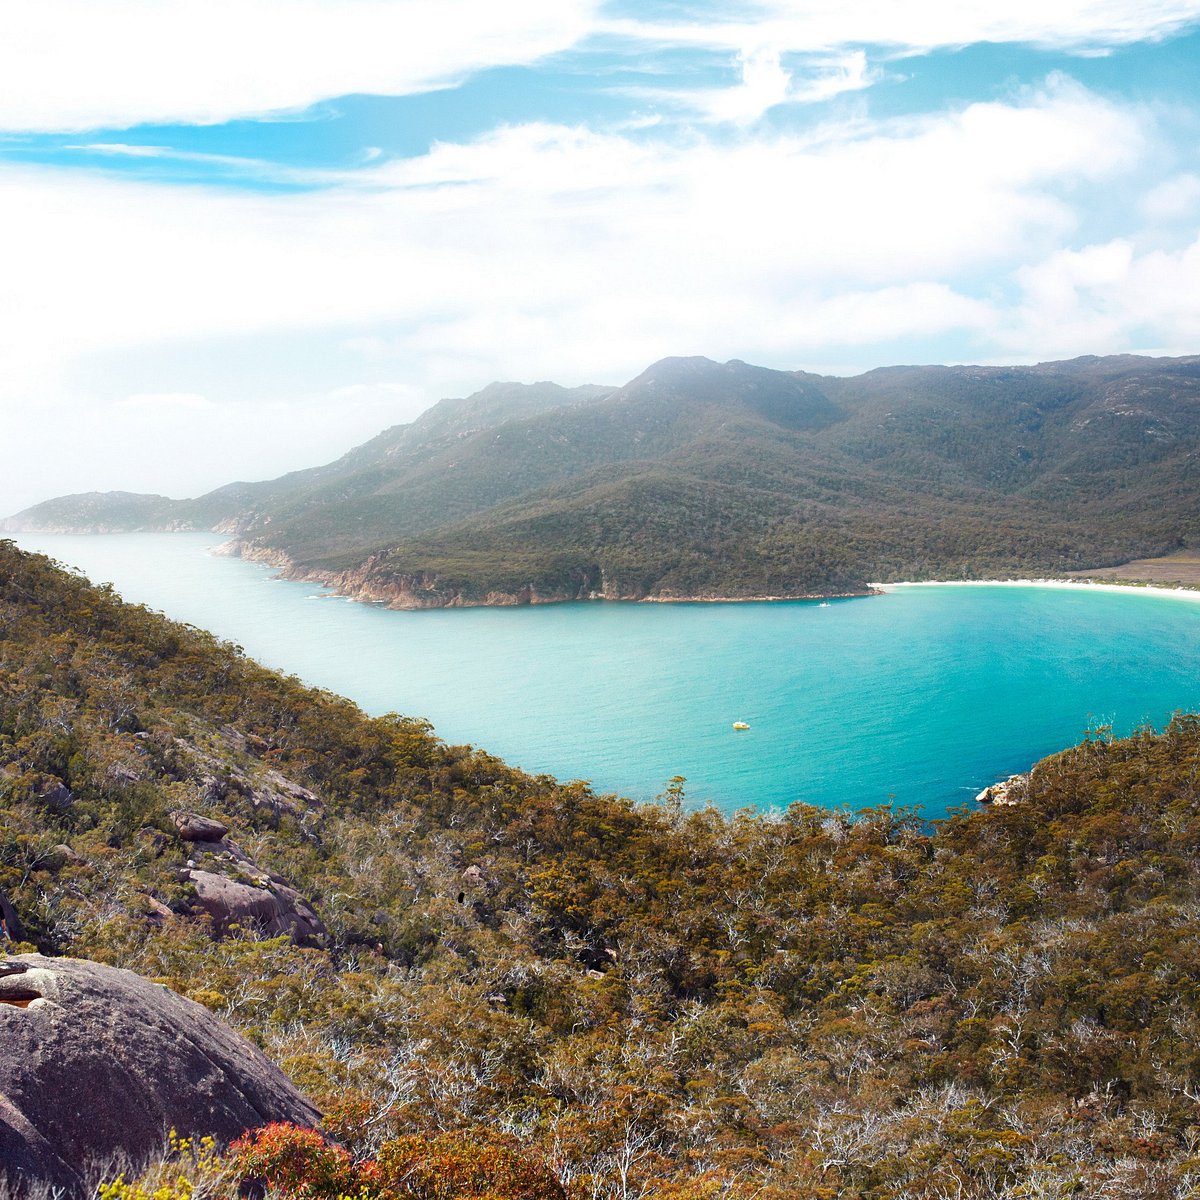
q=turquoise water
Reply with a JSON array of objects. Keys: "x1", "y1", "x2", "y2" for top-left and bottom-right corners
[{"x1": 12, "y1": 532, "x2": 1200, "y2": 817}]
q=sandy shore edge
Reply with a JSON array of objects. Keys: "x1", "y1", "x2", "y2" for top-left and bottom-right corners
[{"x1": 873, "y1": 578, "x2": 1200, "y2": 603}]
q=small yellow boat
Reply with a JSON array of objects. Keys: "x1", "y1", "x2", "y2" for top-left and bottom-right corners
[{"x1": 732, "y1": 721, "x2": 750, "y2": 730}]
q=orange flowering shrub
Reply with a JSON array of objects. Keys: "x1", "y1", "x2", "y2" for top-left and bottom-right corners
[
  {"x1": 373, "y1": 1130, "x2": 565, "y2": 1200},
  {"x1": 226, "y1": 1124, "x2": 565, "y2": 1200},
  {"x1": 230, "y1": 1124, "x2": 360, "y2": 1198}
]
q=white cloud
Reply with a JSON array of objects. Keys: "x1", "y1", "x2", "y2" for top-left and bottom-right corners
[
  {"x1": 1006, "y1": 236, "x2": 1200, "y2": 357},
  {"x1": 0, "y1": 0, "x2": 598, "y2": 131},
  {"x1": 0, "y1": 1, "x2": 1197, "y2": 134},
  {"x1": 628, "y1": 49, "x2": 877, "y2": 124},
  {"x1": 700, "y1": 46, "x2": 795, "y2": 124},
  {"x1": 0, "y1": 77, "x2": 1179, "y2": 514},
  {"x1": 600, "y1": 0, "x2": 1200, "y2": 125},
  {"x1": 1140, "y1": 172, "x2": 1200, "y2": 222},
  {"x1": 603, "y1": 1, "x2": 1200, "y2": 57},
  {"x1": 790, "y1": 52, "x2": 879, "y2": 104},
  {"x1": 787, "y1": 284, "x2": 995, "y2": 346},
  {"x1": 0, "y1": 78, "x2": 1140, "y2": 367},
  {"x1": 68, "y1": 144, "x2": 276, "y2": 171}
]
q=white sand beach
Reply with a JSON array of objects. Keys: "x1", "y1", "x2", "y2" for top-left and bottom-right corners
[{"x1": 873, "y1": 578, "x2": 1200, "y2": 603}]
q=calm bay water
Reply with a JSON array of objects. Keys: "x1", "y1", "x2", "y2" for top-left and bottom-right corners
[{"x1": 13, "y1": 532, "x2": 1200, "y2": 817}]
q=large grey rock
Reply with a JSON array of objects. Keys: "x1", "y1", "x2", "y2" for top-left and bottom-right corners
[
  {"x1": 186, "y1": 869, "x2": 326, "y2": 944},
  {"x1": 41, "y1": 780, "x2": 75, "y2": 810},
  {"x1": 0, "y1": 954, "x2": 320, "y2": 1197},
  {"x1": 171, "y1": 810, "x2": 230, "y2": 842}
]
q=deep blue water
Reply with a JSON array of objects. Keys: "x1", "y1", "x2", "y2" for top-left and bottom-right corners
[{"x1": 13, "y1": 532, "x2": 1200, "y2": 817}]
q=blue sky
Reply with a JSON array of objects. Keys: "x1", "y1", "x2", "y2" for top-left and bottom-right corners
[{"x1": 3, "y1": 1, "x2": 1200, "y2": 513}]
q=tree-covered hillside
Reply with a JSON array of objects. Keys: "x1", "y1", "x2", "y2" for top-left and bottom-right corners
[
  {"x1": 6, "y1": 540, "x2": 1200, "y2": 1196},
  {"x1": 8, "y1": 353, "x2": 1200, "y2": 604}
]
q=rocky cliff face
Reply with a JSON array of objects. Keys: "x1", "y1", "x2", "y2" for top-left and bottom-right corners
[
  {"x1": 0, "y1": 954, "x2": 319, "y2": 1197},
  {"x1": 221, "y1": 541, "x2": 611, "y2": 607},
  {"x1": 307, "y1": 562, "x2": 611, "y2": 609},
  {"x1": 221, "y1": 540, "x2": 873, "y2": 608}
]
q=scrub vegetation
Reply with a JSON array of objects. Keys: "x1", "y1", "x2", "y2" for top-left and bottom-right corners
[{"x1": 6, "y1": 540, "x2": 1200, "y2": 1197}]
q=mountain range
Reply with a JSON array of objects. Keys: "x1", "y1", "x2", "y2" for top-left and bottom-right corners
[{"x1": 9, "y1": 352, "x2": 1200, "y2": 605}]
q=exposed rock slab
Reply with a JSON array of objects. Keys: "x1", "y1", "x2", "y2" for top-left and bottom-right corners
[
  {"x1": 171, "y1": 810, "x2": 230, "y2": 842},
  {"x1": 185, "y1": 868, "x2": 326, "y2": 944},
  {"x1": 975, "y1": 773, "x2": 1028, "y2": 806},
  {"x1": 0, "y1": 954, "x2": 320, "y2": 1197}
]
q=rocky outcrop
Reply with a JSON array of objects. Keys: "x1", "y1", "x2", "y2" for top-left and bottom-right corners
[
  {"x1": 191, "y1": 761, "x2": 321, "y2": 822},
  {"x1": 975, "y1": 773, "x2": 1028, "y2": 806},
  {"x1": 185, "y1": 868, "x2": 326, "y2": 944},
  {"x1": 53, "y1": 844, "x2": 88, "y2": 868},
  {"x1": 41, "y1": 778, "x2": 75, "y2": 810},
  {"x1": 165, "y1": 808, "x2": 326, "y2": 944},
  {"x1": 311, "y1": 557, "x2": 608, "y2": 609},
  {"x1": 171, "y1": 810, "x2": 230, "y2": 842},
  {"x1": 259, "y1": 769, "x2": 321, "y2": 813},
  {"x1": 164, "y1": 796, "x2": 326, "y2": 945},
  {"x1": 214, "y1": 540, "x2": 292, "y2": 568},
  {"x1": 150, "y1": 745, "x2": 327, "y2": 944},
  {"x1": 0, "y1": 954, "x2": 319, "y2": 1197}
]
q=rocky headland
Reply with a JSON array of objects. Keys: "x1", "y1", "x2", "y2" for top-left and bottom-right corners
[
  {"x1": 10, "y1": 353, "x2": 1199, "y2": 608},
  {"x1": 219, "y1": 539, "x2": 878, "y2": 608}
]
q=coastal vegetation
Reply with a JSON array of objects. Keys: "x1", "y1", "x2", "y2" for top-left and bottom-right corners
[
  {"x1": 7, "y1": 353, "x2": 1200, "y2": 605},
  {"x1": 1070, "y1": 550, "x2": 1200, "y2": 589},
  {"x1": 6, "y1": 539, "x2": 1200, "y2": 1195}
]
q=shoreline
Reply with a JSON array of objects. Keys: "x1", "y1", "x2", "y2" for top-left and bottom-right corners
[
  {"x1": 635, "y1": 589, "x2": 879, "y2": 604},
  {"x1": 222, "y1": 538, "x2": 881, "y2": 608},
  {"x1": 874, "y1": 578, "x2": 1200, "y2": 603},
  {"x1": 16, "y1": 530, "x2": 1200, "y2": 608}
]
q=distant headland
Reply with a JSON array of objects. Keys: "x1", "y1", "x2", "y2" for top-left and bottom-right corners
[{"x1": 7, "y1": 352, "x2": 1199, "y2": 609}]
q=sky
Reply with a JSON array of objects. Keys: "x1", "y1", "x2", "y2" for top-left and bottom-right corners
[{"x1": 3, "y1": 1, "x2": 1200, "y2": 516}]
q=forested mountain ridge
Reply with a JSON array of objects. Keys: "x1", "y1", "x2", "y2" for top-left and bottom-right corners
[
  {"x1": 8, "y1": 353, "x2": 1200, "y2": 605},
  {"x1": 8, "y1": 539, "x2": 1200, "y2": 1196}
]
